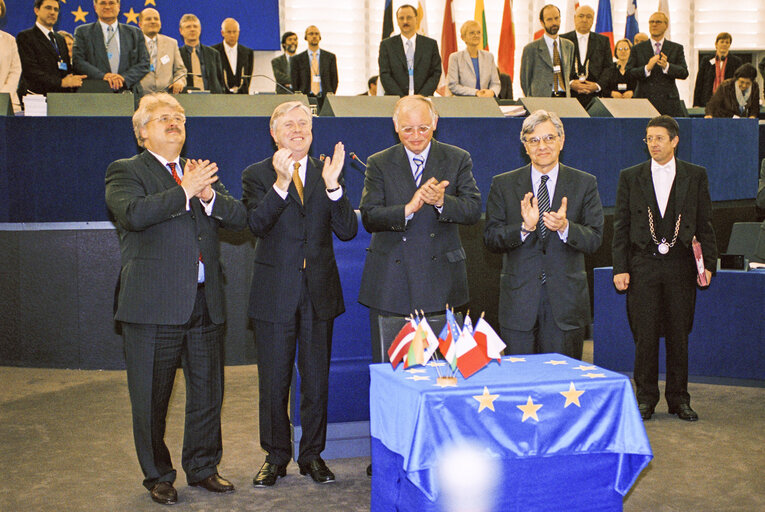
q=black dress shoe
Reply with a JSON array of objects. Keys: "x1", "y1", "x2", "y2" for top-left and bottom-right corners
[
  {"x1": 150, "y1": 481, "x2": 178, "y2": 505},
  {"x1": 253, "y1": 462, "x2": 287, "y2": 487},
  {"x1": 190, "y1": 473, "x2": 235, "y2": 493},
  {"x1": 638, "y1": 403, "x2": 654, "y2": 421},
  {"x1": 299, "y1": 458, "x2": 335, "y2": 484},
  {"x1": 669, "y1": 403, "x2": 699, "y2": 421},
  {"x1": 366, "y1": 464, "x2": 372, "y2": 477}
]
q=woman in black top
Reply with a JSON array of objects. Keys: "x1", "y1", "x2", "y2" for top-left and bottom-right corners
[{"x1": 605, "y1": 39, "x2": 637, "y2": 98}]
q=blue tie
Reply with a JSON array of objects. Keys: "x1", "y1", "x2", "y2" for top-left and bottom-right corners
[{"x1": 412, "y1": 156, "x2": 425, "y2": 186}]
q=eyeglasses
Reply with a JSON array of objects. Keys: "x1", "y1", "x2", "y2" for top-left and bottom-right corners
[
  {"x1": 399, "y1": 125, "x2": 433, "y2": 136},
  {"x1": 523, "y1": 134, "x2": 558, "y2": 147},
  {"x1": 643, "y1": 135, "x2": 668, "y2": 144},
  {"x1": 148, "y1": 114, "x2": 186, "y2": 125}
]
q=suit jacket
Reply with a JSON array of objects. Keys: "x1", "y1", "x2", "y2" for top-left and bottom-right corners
[
  {"x1": 16, "y1": 26, "x2": 74, "y2": 96},
  {"x1": 612, "y1": 159, "x2": 717, "y2": 276},
  {"x1": 212, "y1": 42, "x2": 253, "y2": 94},
  {"x1": 139, "y1": 33, "x2": 186, "y2": 94},
  {"x1": 0, "y1": 31, "x2": 22, "y2": 111},
  {"x1": 358, "y1": 140, "x2": 481, "y2": 314},
  {"x1": 692, "y1": 53, "x2": 741, "y2": 107},
  {"x1": 705, "y1": 78, "x2": 759, "y2": 118},
  {"x1": 626, "y1": 39, "x2": 688, "y2": 117},
  {"x1": 241, "y1": 156, "x2": 357, "y2": 323},
  {"x1": 271, "y1": 53, "x2": 292, "y2": 93},
  {"x1": 179, "y1": 44, "x2": 225, "y2": 94},
  {"x1": 561, "y1": 30, "x2": 613, "y2": 104},
  {"x1": 72, "y1": 22, "x2": 150, "y2": 93},
  {"x1": 520, "y1": 36, "x2": 575, "y2": 97},
  {"x1": 378, "y1": 34, "x2": 442, "y2": 96},
  {"x1": 290, "y1": 49, "x2": 338, "y2": 95},
  {"x1": 446, "y1": 49, "x2": 501, "y2": 97},
  {"x1": 105, "y1": 150, "x2": 247, "y2": 325},
  {"x1": 484, "y1": 164, "x2": 604, "y2": 331}
]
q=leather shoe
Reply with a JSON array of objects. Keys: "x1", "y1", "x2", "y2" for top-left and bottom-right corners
[
  {"x1": 190, "y1": 473, "x2": 234, "y2": 493},
  {"x1": 638, "y1": 403, "x2": 654, "y2": 421},
  {"x1": 253, "y1": 462, "x2": 287, "y2": 487},
  {"x1": 149, "y1": 481, "x2": 177, "y2": 505},
  {"x1": 299, "y1": 458, "x2": 335, "y2": 484},
  {"x1": 669, "y1": 403, "x2": 699, "y2": 421}
]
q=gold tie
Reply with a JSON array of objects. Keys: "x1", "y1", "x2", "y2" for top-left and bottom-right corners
[
  {"x1": 292, "y1": 161, "x2": 304, "y2": 204},
  {"x1": 190, "y1": 48, "x2": 204, "y2": 90},
  {"x1": 310, "y1": 52, "x2": 321, "y2": 95}
]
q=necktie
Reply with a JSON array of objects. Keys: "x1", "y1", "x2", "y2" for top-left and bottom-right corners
[
  {"x1": 310, "y1": 52, "x2": 321, "y2": 95},
  {"x1": 412, "y1": 156, "x2": 425, "y2": 186},
  {"x1": 106, "y1": 26, "x2": 119, "y2": 74},
  {"x1": 167, "y1": 162, "x2": 181, "y2": 185},
  {"x1": 654, "y1": 42, "x2": 661, "y2": 55},
  {"x1": 537, "y1": 175, "x2": 550, "y2": 240},
  {"x1": 292, "y1": 161, "x2": 304, "y2": 204},
  {"x1": 190, "y1": 48, "x2": 204, "y2": 90},
  {"x1": 713, "y1": 58, "x2": 724, "y2": 93},
  {"x1": 552, "y1": 40, "x2": 562, "y2": 94},
  {"x1": 48, "y1": 32, "x2": 59, "y2": 53},
  {"x1": 405, "y1": 40, "x2": 414, "y2": 94},
  {"x1": 148, "y1": 39, "x2": 157, "y2": 72}
]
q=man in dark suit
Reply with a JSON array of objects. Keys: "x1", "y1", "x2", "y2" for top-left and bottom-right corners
[
  {"x1": 242, "y1": 101, "x2": 357, "y2": 488},
  {"x1": 378, "y1": 4, "x2": 442, "y2": 96},
  {"x1": 626, "y1": 12, "x2": 688, "y2": 117},
  {"x1": 178, "y1": 14, "x2": 225, "y2": 94},
  {"x1": 612, "y1": 115, "x2": 716, "y2": 422},
  {"x1": 16, "y1": 0, "x2": 86, "y2": 97},
  {"x1": 290, "y1": 26, "x2": 338, "y2": 107},
  {"x1": 358, "y1": 95, "x2": 481, "y2": 362},
  {"x1": 212, "y1": 18, "x2": 253, "y2": 94},
  {"x1": 72, "y1": 0, "x2": 150, "y2": 94},
  {"x1": 105, "y1": 92, "x2": 246, "y2": 505},
  {"x1": 692, "y1": 32, "x2": 741, "y2": 108},
  {"x1": 271, "y1": 31, "x2": 297, "y2": 93},
  {"x1": 560, "y1": 5, "x2": 613, "y2": 107},
  {"x1": 520, "y1": 4, "x2": 575, "y2": 98},
  {"x1": 484, "y1": 110, "x2": 603, "y2": 359}
]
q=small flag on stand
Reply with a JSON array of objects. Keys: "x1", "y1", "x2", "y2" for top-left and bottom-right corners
[
  {"x1": 455, "y1": 313, "x2": 490, "y2": 378},
  {"x1": 473, "y1": 314, "x2": 506, "y2": 362},
  {"x1": 388, "y1": 317, "x2": 417, "y2": 368},
  {"x1": 438, "y1": 309, "x2": 461, "y2": 371}
]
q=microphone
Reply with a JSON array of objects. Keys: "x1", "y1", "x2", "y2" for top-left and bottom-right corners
[
  {"x1": 319, "y1": 154, "x2": 326, "y2": 161},
  {"x1": 249, "y1": 74, "x2": 295, "y2": 95},
  {"x1": 164, "y1": 71, "x2": 188, "y2": 91},
  {"x1": 350, "y1": 152, "x2": 367, "y2": 168}
]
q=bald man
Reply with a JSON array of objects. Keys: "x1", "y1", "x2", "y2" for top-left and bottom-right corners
[
  {"x1": 290, "y1": 25, "x2": 338, "y2": 107},
  {"x1": 212, "y1": 17, "x2": 253, "y2": 94},
  {"x1": 138, "y1": 8, "x2": 186, "y2": 94}
]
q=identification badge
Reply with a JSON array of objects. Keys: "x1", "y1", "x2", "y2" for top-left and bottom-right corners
[
  {"x1": 618, "y1": 83, "x2": 627, "y2": 91},
  {"x1": 58, "y1": 61, "x2": 68, "y2": 71},
  {"x1": 553, "y1": 65, "x2": 561, "y2": 73},
  {"x1": 150, "y1": 63, "x2": 155, "y2": 72},
  {"x1": 313, "y1": 75, "x2": 321, "y2": 83},
  {"x1": 160, "y1": 54, "x2": 170, "y2": 65}
]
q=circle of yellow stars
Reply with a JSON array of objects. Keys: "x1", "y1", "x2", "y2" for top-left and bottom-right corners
[{"x1": 71, "y1": 0, "x2": 157, "y2": 25}]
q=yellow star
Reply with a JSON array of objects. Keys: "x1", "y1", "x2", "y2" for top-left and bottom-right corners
[
  {"x1": 145, "y1": 0, "x2": 156, "y2": 5},
  {"x1": 406, "y1": 368, "x2": 427, "y2": 373},
  {"x1": 583, "y1": 372, "x2": 606, "y2": 379},
  {"x1": 123, "y1": 7, "x2": 139, "y2": 24},
  {"x1": 560, "y1": 382, "x2": 585, "y2": 408},
  {"x1": 516, "y1": 396, "x2": 543, "y2": 422},
  {"x1": 544, "y1": 360, "x2": 567, "y2": 365},
  {"x1": 60, "y1": 0, "x2": 66, "y2": 3},
  {"x1": 574, "y1": 365, "x2": 596, "y2": 371},
  {"x1": 72, "y1": 5, "x2": 89, "y2": 23},
  {"x1": 406, "y1": 375, "x2": 430, "y2": 381},
  {"x1": 473, "y1": 386, "x2": 499, "y2": 413},
  {"x1": 504, "y1": 357, "x2": 526, "y2": 362}
]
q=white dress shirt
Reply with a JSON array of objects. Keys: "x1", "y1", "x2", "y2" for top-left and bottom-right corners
[
  {"x1": 273, "y1": 155, "x2": 343, "y2": 201},
  {"x1": 651, "y1": 157, "x2": 676, "y2": 217},
  {"x1": 521, "y1": 163, "x2": 569, "y2": 242}
]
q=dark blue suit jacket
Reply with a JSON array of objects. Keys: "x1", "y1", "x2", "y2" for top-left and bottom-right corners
[{"x1": 627, "y1": 39, "x2": 688, "y2": 116}]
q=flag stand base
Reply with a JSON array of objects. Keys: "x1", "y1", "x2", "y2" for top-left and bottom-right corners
[{"x1": 436, "y1": 377, "x2": 457, "y2": 387}]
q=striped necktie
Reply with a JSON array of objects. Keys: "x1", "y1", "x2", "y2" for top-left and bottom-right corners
[{"x1": 412, "y1": 156, "x2": 425, "y2": 186}]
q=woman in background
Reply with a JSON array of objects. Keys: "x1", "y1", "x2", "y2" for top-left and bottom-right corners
[
  {"x1": 447, "y1": 20, "x2": 500, "y2": 97},
  {"x1": 705, "y1": 63, "x2": 760, "y2": 118},
  {"x1": 605, "y1": 39, "x2": 636, "y2": 99}
]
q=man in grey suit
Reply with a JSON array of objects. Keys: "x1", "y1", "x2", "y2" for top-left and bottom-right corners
[
  {"x1": 271, "y1": 31, "x2": 297, "y2": 93},
  {"x1": 105, "y1": 93, "x2": 246, "y2": 504},
  {"x1": 378, "y1": 4, "x2": 442, "y2": 96},
  {"x1": 178, "y1": 14, "x2": 225, "y2": 94},
  {"x1": 72, "y1": 0, "x2": 150, "y2": 93},
  {"x1": 484, "y1": 110, "x2": 604, "y2": 359},
  {"x1": 138, "y1": 8, "x2": 186, "y2": 94},
  {"x1": 359, "y1": 95, "x2": 481, "y2": 362},
  {"x1": 520, "y1": 4, "x2": 574, "y2": 98}
]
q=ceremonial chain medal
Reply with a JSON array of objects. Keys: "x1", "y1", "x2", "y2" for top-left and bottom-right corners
[
  {"x1": 647, "y1": 207, "x2": 681, "y2": 255},
  {"x1": 574, "y1": 58, "x2": 589, "y2": 82}
]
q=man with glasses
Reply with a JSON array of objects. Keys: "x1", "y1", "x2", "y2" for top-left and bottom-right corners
[
  {"x1": 612, "y1": 115, "x2": 716, "y2": 422},
  {"x1": 359, "y1": 94, "x2": 481, "y2": 362},
  {"x1": 626, "y1": 11, "x2": 688, "y2": 116},
  {"x1": 484, "y1": 110, "x2": 603, "y2": 359},
  {"x1": 105, "y1": 92, "x2": 246, "y2": 504}
]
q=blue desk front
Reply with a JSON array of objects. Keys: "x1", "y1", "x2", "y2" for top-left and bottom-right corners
[
  {"x1": 370, "y1": 355, "x2": 652, "y2": 512},
  {"x1": 593, "y1": 267, "x2": 765, "y2": 381}
]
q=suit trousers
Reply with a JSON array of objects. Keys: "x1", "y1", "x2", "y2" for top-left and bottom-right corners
[
  {"x1": 254, "y1": 274, "x2": 333, "y2": 466},
  {"x1": 122, "y1": 286, "x2": 224, "y2": 490},
  {"x1": 500, "y1": 284, "x2": 584, "y2": 359},
  {"x1": 626, "y1": 253, "x2": 696, "y2": 408}
]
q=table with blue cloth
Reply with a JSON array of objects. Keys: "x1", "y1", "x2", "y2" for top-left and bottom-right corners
[{"x1": 369, "y1": 354, "x2": 652, "y2": 512}]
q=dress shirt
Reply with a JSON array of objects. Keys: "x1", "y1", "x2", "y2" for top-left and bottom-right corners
[
  {"x1": 99, "y1": 20, "x2": 120, "y2": 58},
  {"x1": 521, "y1": 163, "x2": 569, "y2": 242},
  {"x1": 310, "y1": 49, "x2": 322, "y2": 94},
  {"x1": 576, "y1": 32, "x2": 588, "y2": 67},
  {"x1": 403, "y1": 143, "x2": 441, "y2": 221},
  {"x1": 543, "y1": 33, "x2": 565, "y2": 93},
  {"x1": 272, "y1": 155, "x2": 342, "y2": 201},
  {"x1": 651, "y1": 157, "x2": 676, "y2": 217},
  {"x1": 223, "y1": 42, "x2": 238, "y2": 72},
  {"x1": 645, "y1": 38, "x2": 669, "y2": 75},
  {"x1": 401, "y1": 34, "x2": 416, "y2": 95}
]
